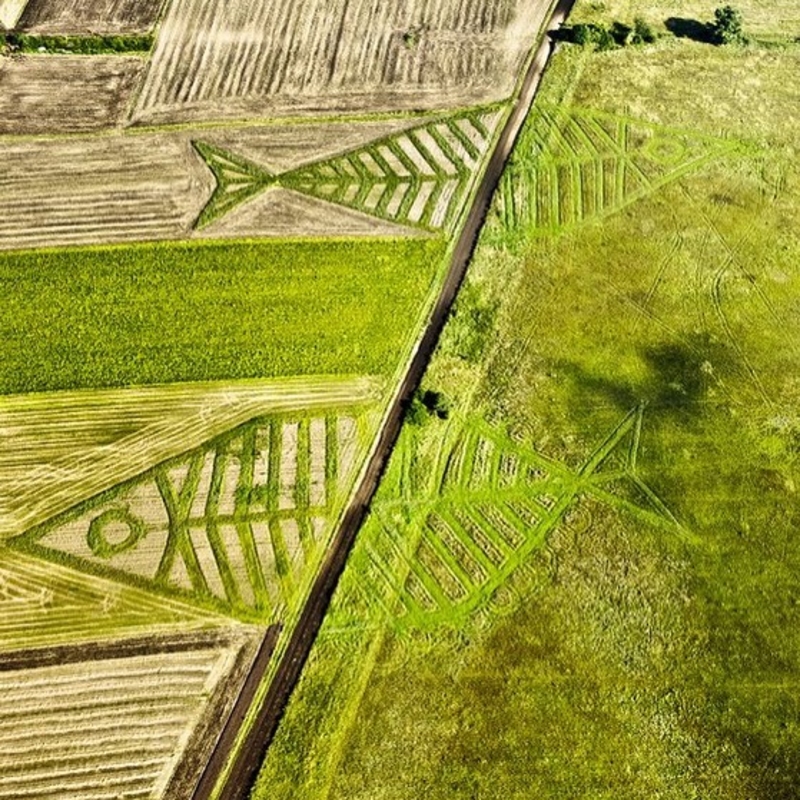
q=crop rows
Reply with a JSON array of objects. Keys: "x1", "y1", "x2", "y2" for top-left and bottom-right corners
[
  {"x1": 195, "y1": 107, "x2": 503, "y2": 232},
  {"x1": 0, "y1": 117, "x2": 466, "y2": 249},
  {"x1": 16, "y1": 407, "x2": 372, "y2": 621},
  {"x1": 0, "y1": 55, "x2": 145, "y2": 137},
  {"x1": 0, "y1": 132, "x2": 204, "y2": 248},
  {"x1": 0, "y1": 376, "x2": 378, "y2": 540},
  {"x1": 492, "y1": 106, "x2": 731, "y2": 237},
  {"x1": 0, "y1": 550, "x2": 212, "y2": 653},
  {"x1": 131, "y1": 0, "x2": 545, "y2": 123},
  {"x1": 16, "y1": 0, "x2": 164, "y2": 34},
  {"x1": 0, "y1": 638, "x2": 252, "y2": 799}
]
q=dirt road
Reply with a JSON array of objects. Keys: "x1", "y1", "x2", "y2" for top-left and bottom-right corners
[{"x1": 203, "y1": 1, "x2": 576, "y2": 797}]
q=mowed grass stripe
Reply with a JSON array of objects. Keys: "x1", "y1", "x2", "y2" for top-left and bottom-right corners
[
  {"x1": 0, "y1": 714, "x2": 195, "y2": 747},
  {"x1": 0, "y1": 551, "x2": 215, "y2": 652}
]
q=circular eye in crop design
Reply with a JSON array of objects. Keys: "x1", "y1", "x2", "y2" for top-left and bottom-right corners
[{"x1": 87, "y1": 507, "x2": 147, "y2": 559}]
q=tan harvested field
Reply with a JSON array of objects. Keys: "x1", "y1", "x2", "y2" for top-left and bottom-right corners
[
  {"x1": 199, "y1": 117, "x2": 431, "y2": 174},
  {"x1": 0, "y1": 629, "x2": 262, "y2": 799},
  {"x1": 0, "y1": 550, "x2": 218, "y2": 652},
  {"x1": 0, "y1": 0, "x2": 28, "y2": 28},
  {"x1": 0, "y1": 375, "x2": 380, "y2": 538},
  {"x1": 200, "y1": 187, "x2": 424, "y2": 240},
  {"x1": 0, "y1": 130, "x2": 206, "y2": 249},
  {"x1": 17, "y1": 0, "x2": 164, "y2": 33},
  {"x1": 24, "y1": 406, "x2": 377, "y2": 619},
  {"x1": 131, "y1": 0, "x2": 551, "y2": 124},
  {"x1": 0, "y1": 117, "x2": 441, "y2": 250},
  {"x1": 0, "y1": 55, "x2": 145, "y2": 135}
]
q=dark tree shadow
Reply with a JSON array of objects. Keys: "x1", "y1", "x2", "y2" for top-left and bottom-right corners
[{"x1": 665, "y1": 17, "x2": 715, "y2": 43}]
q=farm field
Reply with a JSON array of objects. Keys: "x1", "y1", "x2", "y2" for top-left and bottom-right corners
[
  {"x1": 0, "y1": 627, "x2": 265, "y2": 799},
  {"x1": 0, "y1": 549, "x2": 218, "y2": 651},
  {"x1": 0, "y1": 0, "x2": 554, "y2": 797},
  {"x1": 0, "y1": 109, "x2": 500, "y2": 249},
  {"x1": 0, "y1": 375, "x2": 379, "y2": 537},
  {"x1": 0, "y1": 54, "x2": 145, "y2": 135},
  {"x1": 255, "y1": 9, "x2": 800, "y2": 800},
  {"x1": 13, "y1": 392, "x2": 380, "y2": 622},
  {"x1": 15, "y1": 0, "x2": 165, "y2": 33},
  {"x1": 569, "y1": 0, "x2": 800, "y2": 41},
  {"x1": 131, "y1": 0, "x2": 550, "y2": 125},
  {"x1": 0, "y1": 237, "x2": 443, "y2": 393}
]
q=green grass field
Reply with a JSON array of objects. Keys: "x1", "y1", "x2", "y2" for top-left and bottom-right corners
[
  {"x1": 570, "y1": 0, "x2": 800, "y2": 42},
  {"x1": 0, "y1": 237, "x2": 444, "y2": 394},
  {"x1": 255, "y1": 10, "x2": 800, "y2": 800}
]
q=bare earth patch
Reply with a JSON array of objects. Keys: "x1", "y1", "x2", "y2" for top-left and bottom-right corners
[
  {"x1": 0, "y1": 55, "x2": 144, "y2": 135},
  {"x1": 17, "y1": 0, "x2": 164, "y2": 33}
]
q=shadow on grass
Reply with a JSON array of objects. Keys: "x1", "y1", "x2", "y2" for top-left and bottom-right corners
[{"x1": 665, "y1": 17, "x2": 715, "y2": 43}]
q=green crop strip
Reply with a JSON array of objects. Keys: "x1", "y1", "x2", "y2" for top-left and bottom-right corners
[
  {"x1": 0, "y1": 237, "x2": 445, "y2": 394},
  {"x1": 0, "y1": 32, "x2": 153, "y2": 55}
]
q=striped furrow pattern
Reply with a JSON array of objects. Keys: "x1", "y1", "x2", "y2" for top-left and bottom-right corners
[
  {"x1": 0, "y1": 55, "x2": 147, "y2": 137},
  {"x1": 0, "y1": 375, "x2": 379, "y2": 539},
  {"x1": 360, "y1": 408, "x2": 681, "y2": 630},
  {"x1": 0, "y1": 120, "x2": 437, "y2": 251},
  {"x1": 132, "y1": 0, "x2": 546, "y2": 123},
  {"x1": 18, "y1": 408, "x2": 373, "y2": 621},
  {"x1": 17, "y1": 0, "x2": 164, "y2": 33},
  {"x1": 285, "y1": 108, "x2": 503, "y2": 231},
  {"x1": 0, "y1": 134, "x2": 208, "y2": 251},
  {"x1": 366, "y1": 425, "x2": 571, "y2": 628},
  {"x1": 194, "y1": 107, "x2": 503, "y2": 232},
  {"x1": 0, "y1": 551, "x2": 212, "y2": 654},
  {"x1": 0, "y1": 647, "x2": 234, "y2": 799}
]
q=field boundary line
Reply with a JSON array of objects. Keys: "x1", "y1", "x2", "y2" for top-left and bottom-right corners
[
  {"x1": 0, "y1": 627, "x2": 251, "y2": 672},
  {"x1": 189, "y1": 625, "x2": 282, "y2": 800}
]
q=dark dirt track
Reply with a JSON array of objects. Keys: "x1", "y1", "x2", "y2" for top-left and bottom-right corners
[{"x1": 203, "y1": 1, "x2": 577, "y2": 797}]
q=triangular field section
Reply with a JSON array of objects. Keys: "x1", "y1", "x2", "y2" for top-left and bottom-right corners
[
  {"x1": 193, "y1": 141, "x2": 276, "y2": 229},
  {"x1": 0, "y1": 548, "x2": 217, "y2": 653},
  {"x1": 193, "y1": 105, "x2": 505, "y2": 233},
  {"x1": 0, "y1": 627, "x2": 268, "y2": 799}
]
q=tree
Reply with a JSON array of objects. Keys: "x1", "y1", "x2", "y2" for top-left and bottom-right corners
[
  {"x1": 405, "y1": 389, "x2": 451, "y2": 425},
  {"x1": 569, "y1": 22, "x2": 617, "y2": 50},
  {"x1": 610, "y1": 20, "x2": 633, "y2": 46},
  {"x1": 631, "y1": 16, "x2": 657, "y2": 44},
  {"x1": 711, "y1": 5, "x2": 746, "y2": 44}
]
